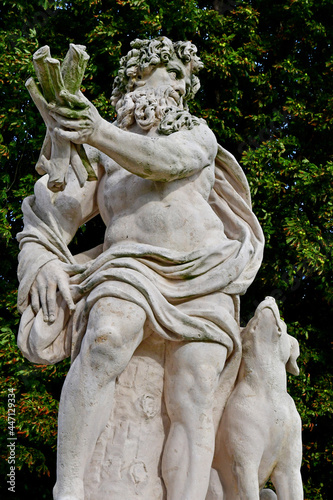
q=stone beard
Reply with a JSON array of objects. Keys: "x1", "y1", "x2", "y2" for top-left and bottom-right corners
[
  {"x1": 115, "y1": 84, "x2": 190, "y2": 132},
  {"x1": 116, "y1": 85, "x2": 183, "y2": 131}
]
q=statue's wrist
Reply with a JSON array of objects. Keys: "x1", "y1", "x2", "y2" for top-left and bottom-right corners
[{"x1": 87, "y1": 115, "x2": 105, "y2": 147}]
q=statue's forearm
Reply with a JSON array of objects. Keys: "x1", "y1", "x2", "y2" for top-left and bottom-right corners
[{"x1": 88, "y1": 119, "x2": 217, "y2": 182}]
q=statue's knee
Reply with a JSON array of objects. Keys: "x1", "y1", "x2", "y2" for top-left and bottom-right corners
[
  {"x1": 93, "y1": 327, "x2": 123, "y2": 350},
  {"x1": 191, "y1": 363, "x2": 221, "y2": 404},
  {"x1": 88, "y1": 297, "x2": 146, "y2": 342},
  {"x1": 84, "y1": 331, "x2": 133, "y2": 377},
  {"x1": 88, "y1": 327, "x2": 126, "y2": 362},
  {"x1": 84, "y1": 312, "x2": 145, "y2": 374},
  {"x1": 167, "y1": 362, "x2": 221, "y2": 415},
  {"x1": 166, "y1": 343, "x2": 227, "y2": 411}
]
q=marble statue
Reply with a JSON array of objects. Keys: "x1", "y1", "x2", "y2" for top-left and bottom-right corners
[{"x1": 16, "y1": 37, "x2": 302, "y2": 499}]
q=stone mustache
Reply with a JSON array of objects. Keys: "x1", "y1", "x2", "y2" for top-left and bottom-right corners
[{"x1": 17, "y1": 37, "x2": 303, "y2": 499}]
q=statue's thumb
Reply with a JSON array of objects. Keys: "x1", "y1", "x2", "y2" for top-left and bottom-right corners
[{"x1": 39, "y1": 155, "x2": 52, "y2": 175}]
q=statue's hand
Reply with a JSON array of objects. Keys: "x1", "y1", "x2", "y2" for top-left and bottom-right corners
[
  {"x1": 48, "y1": 90, "x2": 103, "y2": 145},
  {"x1": 30, "y1": 260, "x2": 75, "y2": 323}
]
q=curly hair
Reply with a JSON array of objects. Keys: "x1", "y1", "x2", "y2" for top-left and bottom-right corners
[{"x1": 111, "y1": 37, "x2": 203, "y2": 107}]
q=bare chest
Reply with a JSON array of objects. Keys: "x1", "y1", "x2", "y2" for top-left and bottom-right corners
[{"x1": 97, "y1": 163, "x2": 224, "y2": 251}]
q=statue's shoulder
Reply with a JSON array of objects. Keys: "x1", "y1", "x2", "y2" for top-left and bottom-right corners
[{"x1": 158, "y1": 108, "x2": 207, "y2": 136}]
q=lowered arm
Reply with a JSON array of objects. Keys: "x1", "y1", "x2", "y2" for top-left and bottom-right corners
[{"x1": 17, "y1": 146, "x2": 103, "y2": 320}]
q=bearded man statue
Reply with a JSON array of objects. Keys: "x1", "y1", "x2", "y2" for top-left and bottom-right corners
[{"x1": 17, "y1": 37, "x2": 264, "y2": 500}]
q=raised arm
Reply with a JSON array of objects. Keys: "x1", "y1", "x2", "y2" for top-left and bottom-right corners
[
  {"x1": 90, "y1": 121, "x2": 217, "y2": 181},
  {"x1": 49, "y1": 93, "x2": 218, "y2": 182}
]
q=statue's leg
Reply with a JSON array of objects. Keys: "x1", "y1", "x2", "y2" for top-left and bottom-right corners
[
  {"x1": 271, "y1": 462, "x2": 303, "y2": 500},
  {"x1": 162, "y1": 340, "x2": 228, "y2": 500},
  {"x1": 221, "y1": 464, "x2": 261, "y2": 500},
  {"x1": 53, "y1": 296, "x2": 147, "y2": 500},
  {"x1": 260, "y1": 490, "x2": 277, "y2": 499}
]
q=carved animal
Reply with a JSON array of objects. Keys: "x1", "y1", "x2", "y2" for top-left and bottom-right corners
[{"x1": 213, "y1": 297, "x2": 303, "y2": 500}]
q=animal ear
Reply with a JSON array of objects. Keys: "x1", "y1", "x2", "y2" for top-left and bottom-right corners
[{"x1": 286, "y1": 336, "x2": 300, "y2": 376}]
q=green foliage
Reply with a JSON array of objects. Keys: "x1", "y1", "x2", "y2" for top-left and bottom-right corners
[{"x1": 0, "y1": 0, "x2": 332, "y2": 497}]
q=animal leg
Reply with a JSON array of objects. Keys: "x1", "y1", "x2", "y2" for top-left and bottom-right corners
[
  {"x1": 221, "y1": 463, "x2": 261, "y2": 500},
  {"x1": 271, "y1": 468, "x2": 303, "y2": 500},
  {"x1": 260, "y1": 489, "x2": 277, "y2": 499}
]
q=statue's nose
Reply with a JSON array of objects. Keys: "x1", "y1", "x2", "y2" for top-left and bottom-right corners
[{"x1": 173, "y1": 79, "x2": 186, "y2": 96}]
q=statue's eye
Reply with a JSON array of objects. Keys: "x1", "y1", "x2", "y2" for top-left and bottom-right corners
[{"x1": 168, "y1": 71, "x2": 178, "y2": 80}]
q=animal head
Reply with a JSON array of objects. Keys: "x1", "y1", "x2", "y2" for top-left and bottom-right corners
[{"x1": 242, "y1": 297, "x2": 300, "y2": 376}]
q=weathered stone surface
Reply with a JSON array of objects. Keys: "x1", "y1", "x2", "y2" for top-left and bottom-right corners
[
  {"x1": 85, "y1": 334, "x2": 169, "y2": 499},
  {"x1": 16, "y1": 36, "x2": 302, "y2": 500}
]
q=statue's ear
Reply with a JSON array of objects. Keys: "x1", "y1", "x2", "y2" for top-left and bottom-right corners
[{"x1": 286, "y1": 336, "x2": 300, "y2": 376}]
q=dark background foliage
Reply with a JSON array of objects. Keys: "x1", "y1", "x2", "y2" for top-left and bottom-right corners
[{"x1": 0, "y1": 0, "x2": 332, "y2": 498}]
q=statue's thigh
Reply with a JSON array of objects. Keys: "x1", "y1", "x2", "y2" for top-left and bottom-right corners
[{"x1": 165, "y1": 341, "x2": 228, "y2": 410}]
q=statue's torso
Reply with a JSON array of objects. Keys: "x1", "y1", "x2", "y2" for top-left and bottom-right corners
[{"x1": 97, "y1": 157, "x2": 226, "y2": 253}]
